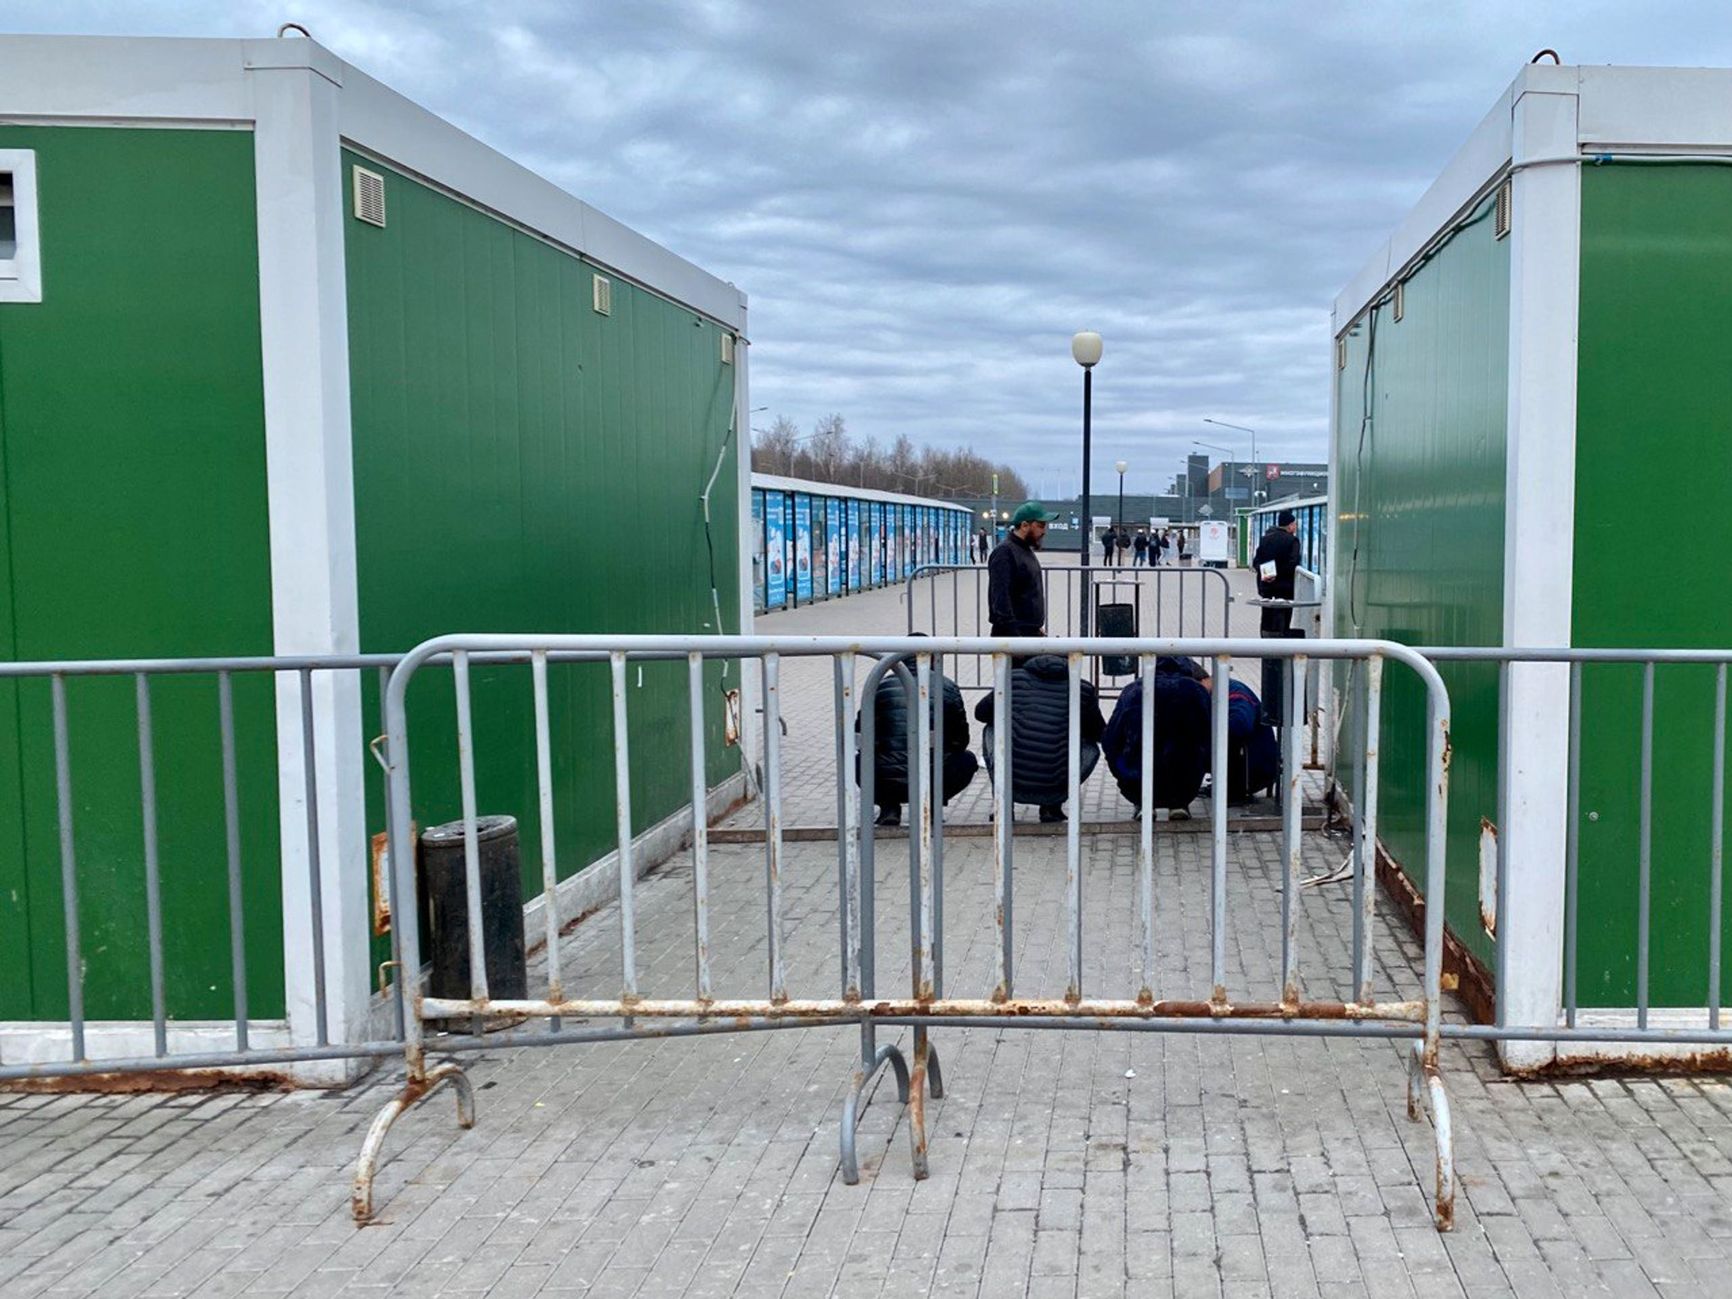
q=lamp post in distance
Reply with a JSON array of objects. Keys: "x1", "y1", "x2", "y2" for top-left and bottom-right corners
[
  {"x1": 1204, "y1": 417, "x2": 1260, "y2": 499},
  {"x1": 1193, "y1": 438, "x2": 1235, "y2": 514},
  {"x1": 1072, "y1": 331, "x2": 1103, "y2": 632},
  {"x1": 1114, "y1": 459, "x2": 1128, "y2": 563}
]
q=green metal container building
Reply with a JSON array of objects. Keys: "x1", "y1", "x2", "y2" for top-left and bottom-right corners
[
  {"x1": 0, "y1": 34, "x2": 751, "y2": 1079},
  {"x1": 1332, "y1": 64, "x2": 1732, "y2": 1069}
]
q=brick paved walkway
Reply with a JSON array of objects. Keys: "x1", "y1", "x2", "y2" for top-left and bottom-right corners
[{"x1": 3, "y1": 568, "x2": 1731, "y2": 1296}]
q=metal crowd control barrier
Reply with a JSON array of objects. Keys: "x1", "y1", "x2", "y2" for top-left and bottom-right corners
[
  {"x1": 0, "y1": 653, "x2": 412, "y2": 1084},
  {"x1": 353, "y1": 632, "x2": 1458, "y2": 1229},
  {"x1": 904, "y1": 563, "x2": 1236, "y2": 694},
  {"x1": 1412, "y1": 647, "x2": 1732, "y2": 1047}
]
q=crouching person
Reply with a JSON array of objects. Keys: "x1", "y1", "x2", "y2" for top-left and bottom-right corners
[
  {"x1": 1102, "y1": 659, "x2": 1212, "y2": 819},
  {"x1": 973, "y1": 654, "x2": 1105, "y2": 823},
  {"x1": 1224, "y1": 677, "x2": 1281, "y2": 804},
  {"x1": 859, "y1": 660, "x2": 979, "y2": 827}
]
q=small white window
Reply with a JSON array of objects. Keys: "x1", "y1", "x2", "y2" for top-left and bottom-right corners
[
  {"x1": 0, "y1": 149, "x2": 42, "y2": 304},
  {"x1": 592, "y1": 273, "x2": 612, "y2": 316}
]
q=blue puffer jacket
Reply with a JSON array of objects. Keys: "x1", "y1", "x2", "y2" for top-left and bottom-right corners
[
  {"x1": 1102, "y1": 666, "x2": 1211, "y2": 810},
  {"x1": 1227, "y1": 681, "x2": 1280, "y2": 802}
]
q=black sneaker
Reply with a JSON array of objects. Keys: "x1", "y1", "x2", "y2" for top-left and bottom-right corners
[
  {"x1": 876, "y1": 806, "x2": 901, "y2": 828},
  {"x1": 1039, "y1": 804, "x2": 1066, "y2": 824}
]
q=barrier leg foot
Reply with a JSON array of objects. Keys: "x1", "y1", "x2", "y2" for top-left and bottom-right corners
[
  {"x1": 1405, "y1": 1042, "x2": 1423, "y2": 1121},
  {"x1": 908, "y1": 1029, "x2": 932, "y2": 1180},
  {"x1": 1405, "y1": 1043, "x2": 1455, "y2": 1232},
  {"x1": 925, "y1": 1040, "x2": 945, "y2": 1100},
  {"x1": 1426, "y1": 1065, "x2": 1456, "y2": 1231},
  {"x1": 886, "y1": 1044, "x2": 911, "y2": 1103},
  {"x1": 352, "y1": 1061, "x2": 474, "y2": 1224},
  {"x1": 837, "y1": 1043, "x2": 909, "y2": 1186}
]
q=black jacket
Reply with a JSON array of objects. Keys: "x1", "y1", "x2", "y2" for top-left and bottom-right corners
[
  {"x1": 987, "y1": 533, "x2": 1046, "y2": 637},
  {"x1": 973, "y1": 655, "x2": 1105, "y2": 805},
  {"x1": 858, "y1": 671, "x2": 977, "y2": 804},
  {"x1": 1253, "y1": 526, "x2": 1302, "y2": 600}
]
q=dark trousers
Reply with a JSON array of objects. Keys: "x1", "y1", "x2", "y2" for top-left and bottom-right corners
[{"x1": 1259, "y1": 602, "x2": 1293, "y2": 637}]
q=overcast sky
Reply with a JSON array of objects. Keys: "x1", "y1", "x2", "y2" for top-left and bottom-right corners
[{"x1": 11, "y1": 2, "x2": 1732, "y2": 496}]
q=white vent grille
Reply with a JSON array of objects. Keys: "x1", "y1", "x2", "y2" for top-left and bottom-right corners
[
  {"x1": 721, "y1": 333, "x2": 735, "y2": 365},
  {"x1": 1393, "y1": 280, "x2": 1405, "y2": 323},
  {"x1": 592, "y1": 273, "x2": 612, "y2": 316},
  {"x1": 1494, "y1": 179, "x2": 1512, "y2": 240},
  {"x1": 352, "y1": 165, "x2": 386, "y2": 227},
  {"x1": 1336, "y1": 335, "x2": 1347, "y2": 371}
]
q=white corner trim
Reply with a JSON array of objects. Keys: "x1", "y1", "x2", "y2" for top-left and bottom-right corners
[
  {"x1": 0, "y1": 148, "x2": 41, "y2": 303},
  {"x1": 0, "y1": 35, "x2": 254, "y2": 122},
  {"x1": 249, "y1": 57, "x2": 372, "y2": 1071},
  {"x1": 1495, "y1": 86, "x2": 1582, "y2": 1074}
]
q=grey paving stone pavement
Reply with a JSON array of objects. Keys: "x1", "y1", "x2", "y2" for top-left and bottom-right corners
[{"x1": 3, "y1": 561, "x2": 1731, "y2": 1296}]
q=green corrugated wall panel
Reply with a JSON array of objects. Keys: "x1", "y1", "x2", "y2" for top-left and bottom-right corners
[
  {"x1": 1332, "y1": 194, "x2": 1509, "y2": 974},
  {"x1": 344, "y1": 154, "x2": 741, "y2": 955},
  {"x1": 1574, "y1": 163, "x2": 1732, "y2": 1007},
  {"x1": 0, "y1": 126, "x2": 282, "y2": 1020}
]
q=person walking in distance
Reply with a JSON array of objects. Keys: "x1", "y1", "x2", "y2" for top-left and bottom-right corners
[
  {"x1": 1100, "y1": 527, "x2": 1116, "y2": 567},
  {"x1": 988, "y1": 502, "x2": 1055, "y2": 639},
  {"x1": 977, "y1": 527, "x2": 991, "y2": 563},
  {"x1": 1253, "y1": 508, "x2": 1303, "y2": 636},
  {"x1": 1133, "y1": 529, "x2": 1149, "y2": 567},
  {"x1": 1116, "y1": 528, "x2": 1131, "y2": 568}
]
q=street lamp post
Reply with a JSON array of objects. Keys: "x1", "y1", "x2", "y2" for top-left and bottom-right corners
[
  {"x1": 1204, "y1": 417, "x2": 1260, "y2": 496},
  {"x1": 1072, "y1": 331, "x2": 1103, "y2": 632},
  {"x1": 1114, "y1": 459, "x2": 1128, "y2": 566},
  {"x1": 1193, "y1": 437, "x2": 1235, "y2": 518}
]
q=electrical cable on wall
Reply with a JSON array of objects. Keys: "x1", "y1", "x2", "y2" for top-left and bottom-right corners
[
  {"x1": 699, "y1": 375, "x2": 763, "y2": 798},
  {"x1": 1330, "y1": 188, "x2": 1500, "y2": 779}
]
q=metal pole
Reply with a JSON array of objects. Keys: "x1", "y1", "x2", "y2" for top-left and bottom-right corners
[{"x1": 1081, "y1": 366, "x2": 1092, "y2": 636}]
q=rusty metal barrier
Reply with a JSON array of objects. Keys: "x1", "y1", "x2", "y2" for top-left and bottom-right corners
[{"x1": 352, "y1": 632, "x2": 1457, "y2": 1229}]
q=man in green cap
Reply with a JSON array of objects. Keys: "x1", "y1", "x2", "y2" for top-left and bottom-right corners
[{"x1": 988, "y1": 501, "x2": 1057, "y2": 638}]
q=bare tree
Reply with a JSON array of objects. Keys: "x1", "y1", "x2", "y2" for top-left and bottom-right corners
[
  {"x1": 750, "y1": 415, "x2": 802, "y2": 476},
  {"x1": 750, "y1": 411, "x2": 1027, "y2": 500},
  {"x1": 810, "y1": 413, "x2": 847, "y2": 477}
]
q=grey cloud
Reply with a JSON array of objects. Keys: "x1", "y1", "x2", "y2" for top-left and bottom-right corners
[{"x1": 11, "y1": 1, "x2": 1732, "y2": 489}]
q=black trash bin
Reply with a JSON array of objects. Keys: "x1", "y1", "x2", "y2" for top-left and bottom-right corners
[
  {"x1": 1259, "y1": 627, "x2": 1308, "y2": 729},
  {"x1": 1097, "y1": 600, "x2": 1137, "y2": 677},
  {"x1": 420, "y1": 814, "x2": 528, "y2": 1003}
]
